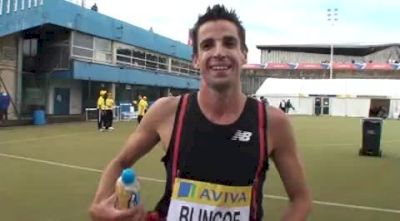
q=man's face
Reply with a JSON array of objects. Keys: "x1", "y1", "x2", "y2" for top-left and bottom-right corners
[{"x1": 193, "y1": 20, "x2": 247, "y2": 91}]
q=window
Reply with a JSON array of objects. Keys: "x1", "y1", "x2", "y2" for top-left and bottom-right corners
[
  {"x1": 115, "y1": 42, "x2": 198, "y2": 76},
  {"x1": 181, "y1": 62, "x2": 190, "y2": 74},
  {"x1": 73, "y1": 32, "x2": 93, "y2": 49},
  {"x1": 23, "y1": 39, "x2": 38, "y2": 57},
  {"x1": 72, "y1": 32, "x2": 93, "y2": 60},
  {"x1": 146, "y1": 53, "x2": 157, "y2": 70},
  {"x1": 72, "y1": 32, "x2": 111, "y2": 63},
  {"x1": 132, "y1": 49, "x2": 146, "y2": 67},
  {"x1": 72, "y1": 47, "x2": 93, "y2": 58},
  {"x1": 116, "y1": 48, "x2": 131, "y2": 65},
  {"x1": 171, "y1": 60, "x2": 180, "y2": 73},
  {"x1": 171, "y1": 59, "x2": 198, "y2": 75},
  {"x1": 158, "y1": 56, "x2": 167, "y2": 70},
  {"x1": 94, "y1": 37, "x2": 112, "y2": 62},
  {"x1": 94, "y1": 37, "x2": 111, "y2": 51}
]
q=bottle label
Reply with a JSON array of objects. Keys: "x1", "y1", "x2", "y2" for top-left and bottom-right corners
[
  {"x1": 116, "y1": 183, "x2": 140, "y2": 209},
  {"x1": 128, "y1": 192, "x2": 140, "y2": 207}
]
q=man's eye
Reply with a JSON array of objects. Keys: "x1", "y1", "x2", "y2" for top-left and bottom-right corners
[
  {"x1": 225, "y1": 41, "x2": 236, "y2": 47},
  {"x1": 201, "y1": 43, "x2": 211, "y2": 50}
]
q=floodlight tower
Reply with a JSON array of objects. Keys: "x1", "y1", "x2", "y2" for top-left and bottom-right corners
[{"x1": 327, "y1": 8, "x2": 338, "y2": 79}]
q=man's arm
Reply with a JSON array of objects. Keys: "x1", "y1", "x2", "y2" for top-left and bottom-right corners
[
  {"x1": 92, "y1": 120, "x2": 160, "y2": 204},
  {"x1": 268, "y1": 107, "x2": 312, "y2": 221},
  {"x1": 89, "y1": 97, "x2": 175, "y2": 220}
]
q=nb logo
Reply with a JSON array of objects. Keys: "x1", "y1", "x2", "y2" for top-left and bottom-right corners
[{"x1": 231, "y1": 130, "x2": 252, "y2": 142}]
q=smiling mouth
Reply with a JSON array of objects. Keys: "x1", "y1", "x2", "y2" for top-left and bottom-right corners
[{"x1": 210, "y1": 65, "x2": 231, "y2": 71}]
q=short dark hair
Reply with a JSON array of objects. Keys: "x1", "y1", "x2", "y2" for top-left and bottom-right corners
[{"x1": 191, "y1": 4, "x2": 248, "y2": 55}]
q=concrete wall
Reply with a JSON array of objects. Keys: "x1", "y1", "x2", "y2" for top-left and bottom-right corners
[{"x1": 0, "y1": 34, "x2": 18, "y2": 119}]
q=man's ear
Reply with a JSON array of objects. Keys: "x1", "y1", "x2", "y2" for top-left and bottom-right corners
[
  {"x1": 192, "y1": 54, "x2": 200, "y2": 69},
  {"x1": 241, "y1": 50, "x2": 248, "y2": 64}
]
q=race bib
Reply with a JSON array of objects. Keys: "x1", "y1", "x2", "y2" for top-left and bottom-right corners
[{"x1": 167, "y1": 178, "x2": 252, "y2": 221}]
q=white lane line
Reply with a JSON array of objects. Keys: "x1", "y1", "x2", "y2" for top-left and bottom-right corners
[
  {"x1": 311, "y1": 199, "x2": 400, "y2": 214},
  {"x1": 304, "y1": 140, "x2": 400, "y2": 147},
  {"x1": 265, "y1": 195, "x2": 400, "y2": 214},
  {"x1": 0, "y1": 132, "x2": 96, "y2": 145},
  {"x1": 1, "y1": 152, "x2": 399, "y2": 214},
  {"x1": 0, "y1": 152, "x2": 103, "y2": 173},
  {"x1": 2, "y1": 132, "x2": 400, "y2": 147}
]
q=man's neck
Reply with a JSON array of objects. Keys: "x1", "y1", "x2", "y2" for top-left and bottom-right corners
[{"x1": 197, "y1": 86, "x2": 246, "y2": 124}]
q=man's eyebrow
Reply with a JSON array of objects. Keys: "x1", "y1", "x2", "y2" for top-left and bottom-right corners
[
  {"x1": 199, "y1": 38, "x2": 213, "y2": 45},
  {"x1": 199, "y1": 35, "x2": 238, "y2": 44},
  {"x1": 223, "y1": 36, "x2": 238, "y2": 41}
]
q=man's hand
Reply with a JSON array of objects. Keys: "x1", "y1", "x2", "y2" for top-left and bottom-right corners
[{"x1": 89, "y1": 193, "x2": 146, "y2": 221}]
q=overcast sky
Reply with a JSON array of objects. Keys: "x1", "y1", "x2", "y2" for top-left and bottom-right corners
[{"x1": 70, "y1": 0, "x2": 400, "y2": 63}]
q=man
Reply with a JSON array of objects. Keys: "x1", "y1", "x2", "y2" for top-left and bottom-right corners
[
  {"x1": 0, "y1": 90, "x2": 10, "y2": 122},
  {"x1": 97, "y1": 90, "x2": 107, "y2": 131},
  {"x1": 285, "y1": 99, "x2": 295, "y2": 114},
  {"x1": 137, "y1": 96, "x2": 148, "y2": 124},
  {"x1": 279, "y1": 99, "x2": 286, "y2": 113},
  {"x1": 260, "y1": 96, "x2": 269, "y2": 106},
  {"x1": 89, "y1": 4, "x2": 311, "y2": 221},
  {"x1": 91, "y1": 3, "x2": 98, "y2": 12},
  {"x1": 105, "y1": 92, "x2": 115, "y2": 130}
]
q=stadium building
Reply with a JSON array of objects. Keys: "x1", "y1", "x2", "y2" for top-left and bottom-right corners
[
  {"x1": 242, "y1": 43, "x2": 400, "y2": 94},
  {"x1": 242, "y1": 44, "x2": 400, "y2": 118},
  {"x1": 0, "y1": 0, "x2": 199, "y2": 120}
]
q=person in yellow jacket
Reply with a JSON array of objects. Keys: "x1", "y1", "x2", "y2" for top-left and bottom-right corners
[
  {"x1": 97, "y1": 90, "x2": 107, "y2": 131},
  {"x1": 105, "y1": 92, "x2": 115, "y2": 130},
  {"x1": 137, "y1": 96, "x2": 148, "y2": 124}
]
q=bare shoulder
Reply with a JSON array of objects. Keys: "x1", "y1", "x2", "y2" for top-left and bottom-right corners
[
  {"x1": 267, "y1": 105, "x2": 290, "y2": 129},
  {"x1": 144, "y1": 96, "x2": 180, "y2": 120},
  {"x1": 266, "y1": 106, "x2": 294, "y2": 153},
  {"x1": 142, "y1": 96, "x2": 181, "y2": 149}
]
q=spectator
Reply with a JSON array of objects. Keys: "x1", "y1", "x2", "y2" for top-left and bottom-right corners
[
  {"x1": 315, "y1": 97, "x2": 322, "y2": 116},
  {"x1": 285, "y1": 99, "x2": 295, "y2": 113},
  {"x1": 91, "y1": 3, "x2": 98, "y2": 12},
  {"x1": 260, "y1": 96, "x2": 269, "y2": 106},
  {"x1": 133, "y1": 94, "x2": 142, "y2": 110},
  {"x1": 137, "y1": 95, "x2": 148, "y2": 124},
  {"x1": 0, "y1": 90, "x2": 10, "y2": 122},
  {"x1": 97, "y1": 90, "x2": 106, "y2": 131},
  {"x1": 377, "y1": 106, "x2": 388, "y2": 119},
  {"x1": 105, "y1": 92, "x2": 115, "y2": 130},
  {"x1": 279, "y1": 99, "x2": 286, "y2": 112}
]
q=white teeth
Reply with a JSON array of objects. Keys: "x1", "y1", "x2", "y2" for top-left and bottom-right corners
[{"x1": 211, "y1": 66, "x2": 228, "y2": 70}]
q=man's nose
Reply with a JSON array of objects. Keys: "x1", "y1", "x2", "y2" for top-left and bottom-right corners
[{"x1": 212, "y1": 43, "x2": 227, "y2": 58}]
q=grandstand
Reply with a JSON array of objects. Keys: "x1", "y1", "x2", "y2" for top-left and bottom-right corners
[{"x1": 241, "y1": 44, "x2": 400, "y2": 95}]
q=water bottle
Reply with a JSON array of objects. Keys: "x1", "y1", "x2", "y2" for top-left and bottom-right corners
[{"x1": 115, "y1": 168, "x2": 140, "y2": 209}]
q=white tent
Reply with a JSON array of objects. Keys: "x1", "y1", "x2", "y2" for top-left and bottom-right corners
[{"x1": 256, "y1": 78, "x2": 400, "y2": 118}]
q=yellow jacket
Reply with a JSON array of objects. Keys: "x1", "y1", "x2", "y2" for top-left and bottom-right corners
[
  {"x1": 105, "y1": 98, "x2": 114, "y2": 110},
  {"x1": 97, "y1": 96, "x2": 106, "y2": 110},
  {"x1": 138, "y1": 99, "x2": 148, "y2": 116}
]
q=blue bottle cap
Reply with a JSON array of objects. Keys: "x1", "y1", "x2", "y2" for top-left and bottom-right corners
[{"x1": 121, "y1": 168, "x2": 136, "y2": 185}]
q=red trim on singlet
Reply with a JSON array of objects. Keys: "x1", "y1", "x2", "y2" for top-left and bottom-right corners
[
  {"x1": 251, "y1": 102, "x2": 266, "y2": 220},
  {"x1": 171, "y1": 94, "x2": 189, "y2": 182}
]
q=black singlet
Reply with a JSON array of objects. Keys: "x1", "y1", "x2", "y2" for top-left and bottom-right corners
[{"x1": 155, "y1": 93, "x2": 269, "y2": 220}]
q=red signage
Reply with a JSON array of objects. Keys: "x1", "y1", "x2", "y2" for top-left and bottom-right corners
[
  {"x1": 364, "y1": 63, "x2": 392, "y2": 70},
  {"x1": 297, "y1": 63, "x2": 323, "y2": 69},
  {"x1": 264, "y1": 63, "x2": 291, "y2": 69},
  {"x1": 241, "y1": 62, "x2": 400, "y2": 71},
  {"x1": 333, "y1": 64, "x2": 354, "y2": 69}
]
